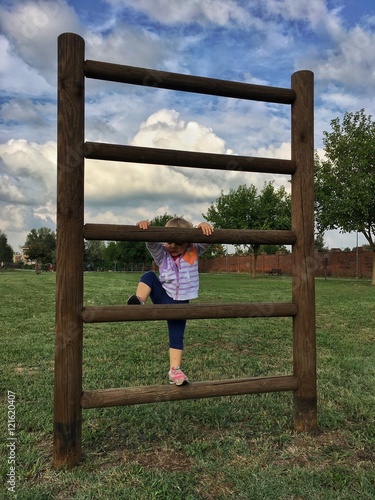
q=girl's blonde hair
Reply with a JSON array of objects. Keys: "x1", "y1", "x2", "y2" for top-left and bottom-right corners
[{"x1": 165, "y1": 217, "x2": 193, "y2": 229}]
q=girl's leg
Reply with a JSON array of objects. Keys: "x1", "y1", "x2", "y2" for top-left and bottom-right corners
[
  {"x1": 135, "y1": 272, "x2": 189, "y2": 379},
  {"x1": 142, "y1": 272, "x2": 189, "y2": 368},
  {"x1": 139, "y1": 271, "x2": 167, "y2": 304},
  {"x1": 168, "y1": 321, "x2": 189, "y2": 384},
  {"x1": 167, "y1": 317, "x2": 187, "y2": 372},
  {"x1": 169, "y1": 347, "x2": 183, "y2": 369},
  {"x1": 168, "y1": 329, "x2": 189, "y2": 384},
  {"x1": 135, "y1": 281, "x2": 151, "y2": 303},
  {"x1": 167, "y1": 319, "x2": 186, "y2": 350},
  {"x1": 131, "y1": 271, "x2": 161, "y2": 303}
]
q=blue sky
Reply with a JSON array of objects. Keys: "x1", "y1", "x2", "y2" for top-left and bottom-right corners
[{"x1": 1, "y1": 0, "x2": 374, "y2": 251}]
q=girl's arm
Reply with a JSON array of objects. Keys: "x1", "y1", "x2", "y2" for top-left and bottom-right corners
[
  {"x1": 145, "y1": 241, "x2": 165, "y2": 265},
  {"x1": 135, "y1": 221, "x2": 165, "y2": 265},
  {"x1": 195, "y1": 222, "x2": 214, "y2": 256}
]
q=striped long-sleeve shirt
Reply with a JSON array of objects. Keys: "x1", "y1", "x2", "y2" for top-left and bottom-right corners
[{"x1": 146, "y1": 242, "x2": 209, "y2": 300}]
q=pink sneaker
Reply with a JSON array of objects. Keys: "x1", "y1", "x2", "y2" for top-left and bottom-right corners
[{"x1": 168, "y1": 367, "x2": 189, "y2": 386}]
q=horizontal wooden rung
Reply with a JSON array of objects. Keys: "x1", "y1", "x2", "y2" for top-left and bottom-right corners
[
  {"x1": 83, "y1": 224, "x2": 296, "y2": 245},
  {"x1": 84, "y1": 142, "x2": 296, "y2": 175},
  {"x1": 82, "y1": 302, "x2": 297, "y2": 323},
  {"x1": 81, "y1": 375, "x2": 298, "y2": 408},
  {"x1": 84, "y1": 59, "x2": 296, "y2": 104}
]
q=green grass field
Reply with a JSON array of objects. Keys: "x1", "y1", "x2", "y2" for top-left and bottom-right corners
[{"x1": 1, "y1": 271, "x2": 374, "y2": 499}]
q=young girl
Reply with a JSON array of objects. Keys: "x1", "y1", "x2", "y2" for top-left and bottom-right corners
[{"x1": 127, "y1": 217, "x2": 214, "y2": 385}]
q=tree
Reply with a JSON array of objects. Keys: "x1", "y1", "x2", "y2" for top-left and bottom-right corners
[
  {"x1": 203, "y1": 182, "x2": 291, "y2": 277},
  {"x1": 314, "y1": 232, "x2": 328, "y2": 252},
  {"x1": 115, "y1": 240, "x2": 152, "y2": 270},
  {"x1": 103, "y1": 241, "x2": 120, "y2": 270},
  {"x1": 0, "y1": 231, "x2": 14, "y2": 264},
  {"x1": 199, "y1": 243, "x2": 227, "y2": 260},
  {"x1": 102, "y1": 214, "x2": 175, "y2": 271},
  {"x1": 314, "y1": 109, "x2": 375, "y2": 284},
  {"x1": 24, "y1": 228, "x2": 56, "y2": 273},
  {"x1": 152, "y1": 213, "x2": 174, "y2": 227},
  {"x1": 84, "y1": 240, "x2": 106, "y2": 270}
]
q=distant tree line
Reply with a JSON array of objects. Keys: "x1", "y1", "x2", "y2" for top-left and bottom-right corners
[
  {"x1": 0, "y1": 230, "x2": 14, "y2": 263},
  {"x1": 0, "y1": 184, "x2": 292, "y2": 274},
  {"x1": 1, "y1": 109, "x2": 374, "y2": 283}
]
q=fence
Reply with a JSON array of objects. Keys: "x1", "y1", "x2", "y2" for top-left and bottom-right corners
[
  {"x1": 200, "y1": 249, "x2": 373, "y2": 278},
  {"x1": 54, "y1": 32, "x2": 316, "y2": 467}
]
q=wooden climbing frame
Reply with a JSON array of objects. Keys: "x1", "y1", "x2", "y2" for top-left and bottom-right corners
[{"x1": 54, "y1": 32, "x2": 316, "y2": 468}]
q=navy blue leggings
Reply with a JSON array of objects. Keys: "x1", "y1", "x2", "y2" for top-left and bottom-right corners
[{"x1": 140, "y1": 271, "x2": 188, "y2": 350}]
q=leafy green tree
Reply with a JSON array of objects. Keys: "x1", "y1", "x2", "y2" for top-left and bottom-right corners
[
  {"x1": 120, "y1": 214, "x2": 175, "y2": 269},
  {"x1": 24, "y1": 227, "x2": 56, "y2": 272},
  {"x1": 0, "y1": 231, "x2": 14, "y2": 264},
  {"x1": 84, "y1": 240, "x2": 106, "y2": 270},
  {"x1": 115, "y1": 240, "x2": 151, "y2": 270},
  {"x1": 314, "y1": 233, "x2": 328, "y2": 253},
  {"x1": 203, "y1": 182, "x2": 291, "y2": 277},
  {"x1": 103, "y1": 241, "x2": 120, "y2": 270},
  {"x1": 314, "y1": 109, "x2": 375, "y2": 284},
  {"x1": 151, "y1": 213, "x2": 174, "y2": 226},
  {"x1": 199, "y1": 243, "x2": 227, "y2": 260},
  {"x1": 259, "y1": 244, "x2": 289, "y2": 255}
]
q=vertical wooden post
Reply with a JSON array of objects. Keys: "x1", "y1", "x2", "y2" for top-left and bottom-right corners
[
  {"x1": 291, "y1": 70, "x2": 317, "y2": 432},
  {"x1": 54, "y1": 33, "x2": 85, "y2": 467}
]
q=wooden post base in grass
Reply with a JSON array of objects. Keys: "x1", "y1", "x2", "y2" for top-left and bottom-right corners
[
  {"x1": 53, "y1": 422, "x2": 82, "y2": 469},
  {"x1": 293, "y1": 397, "x2": 318, "y2": 433}
]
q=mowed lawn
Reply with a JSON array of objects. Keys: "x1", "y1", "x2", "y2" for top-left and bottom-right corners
[{"x1": 1, "y1": 270, "x2": 374, "y2": 499}]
